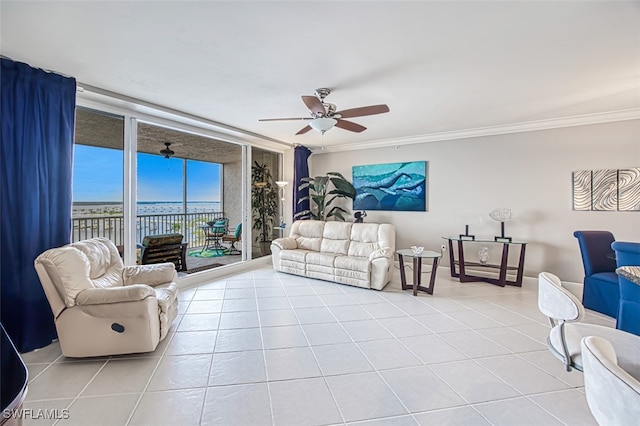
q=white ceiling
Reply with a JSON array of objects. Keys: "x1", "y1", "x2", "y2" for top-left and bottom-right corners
[{"x1": 2, "y1": 1, "x2": 639, "y2": 151}]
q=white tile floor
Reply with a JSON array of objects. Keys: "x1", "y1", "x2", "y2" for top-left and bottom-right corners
[{"x1": 21, "y1": 264, "x2": 613, "y2": 425}]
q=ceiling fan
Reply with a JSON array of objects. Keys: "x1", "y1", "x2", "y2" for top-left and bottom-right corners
[
  {"x1": 259, "y1": 88, "x2": 390, "y2": 135},
  {"x1": 160, "y1": 142, "x2": 175, "y2": 158}
]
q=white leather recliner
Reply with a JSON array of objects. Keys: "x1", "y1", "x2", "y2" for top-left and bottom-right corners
[{"x1": 34, "y1": 237, "x2": 179, "y2": 358}]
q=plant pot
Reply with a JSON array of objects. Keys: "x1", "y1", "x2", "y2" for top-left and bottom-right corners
[{"x1": 259, "y1": 241, "x2": 272, "y2": 256}]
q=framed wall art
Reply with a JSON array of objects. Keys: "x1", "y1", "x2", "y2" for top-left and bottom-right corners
[
  {"x1": 572, "y1": 167, "x2": 640, "y2": 211},
  {"x1": 352, "y1": 161, "x2": 427, "y2": 211}
]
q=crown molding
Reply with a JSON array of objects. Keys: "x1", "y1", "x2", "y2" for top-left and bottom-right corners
[{"x1": 315, "y1": 108, "x2": 640, "y2": 153}]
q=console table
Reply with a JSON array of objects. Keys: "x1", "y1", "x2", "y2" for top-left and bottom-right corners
[{"x1": 442, "y1": 236, "x2": 527, "y2": 287}]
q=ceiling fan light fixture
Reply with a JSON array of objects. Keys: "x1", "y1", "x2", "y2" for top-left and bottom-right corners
[
  {"x1": 160, "y1": 142, "x2": 175, "y2": 159},
  {"x1": 309, "y1": 117, "x2": 337, "y2": 134}
]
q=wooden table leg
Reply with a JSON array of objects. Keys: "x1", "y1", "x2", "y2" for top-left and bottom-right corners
[
  {"x1": 425, "y1": 256, "x2": 439, "y2": 295},
  {"x1": 399, "y1": 254, "x2": 409, "y2": 290},
  {"x1": 413, "y1": 256, "x2": 421, "y2": 296},
  {"x1": 497, "y1": 244, "x2": 510, "y2": 286}
]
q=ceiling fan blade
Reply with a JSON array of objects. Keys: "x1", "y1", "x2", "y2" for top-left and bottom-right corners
[
  {"x1": 302, "y1": 96, "x2": 326, "y2": 116},
  {"x1": 258, "y1": 117, "x2": 311, "y2": 122},
  {"x1": 336, "y1": 104, "x2": 390, "y2": 118},
  {"x1": 295, "y1": 125, "x2": 312, "y2": 135},
  {"x1": 335, "y1": 119, "x2": 366, "y2": 133}
]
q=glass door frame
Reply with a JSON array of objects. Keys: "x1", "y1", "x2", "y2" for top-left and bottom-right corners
[{"x1": 76, "y1": 90, "x2": 286, "y2": 269}]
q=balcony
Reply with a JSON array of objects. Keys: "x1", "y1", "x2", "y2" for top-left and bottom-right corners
[{"x1": 72, "y1": 211, "x2": 239, "y2": 273}]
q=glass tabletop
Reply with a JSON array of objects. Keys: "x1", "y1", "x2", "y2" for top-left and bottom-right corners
[
  {"x1": 442, "y1": 236, "x2": 527, "y2": 244},
  {"x1": 397, "y1": 249, "x2": 442, "y2": 258}
]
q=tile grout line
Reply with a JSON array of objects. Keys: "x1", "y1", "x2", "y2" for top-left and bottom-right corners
[
  {"x1": 277, "y1": 274, "x2": 348, "y2": 425},
  {"x1": 253, "y1": 274, "x2": 277, "y2": 426}
]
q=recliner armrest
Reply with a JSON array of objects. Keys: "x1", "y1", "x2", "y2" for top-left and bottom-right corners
[
  {"x1": 272, "y1": 237, "x2": 297, "y2": 250},
  {"x1": 75, "y1": 285, "x2": 155, "y2": 305},
  {"x1": 369, "y1": 248, "x2": 394, "y2": 261},
  {"x1": 122, "y1": 263, "x2": 177, "y2": 286}
]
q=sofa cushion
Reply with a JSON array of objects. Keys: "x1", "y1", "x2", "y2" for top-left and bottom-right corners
[
  {"x1": 321, "y1": 238, "x2": 350, "y2": 255},
  {"x1": 348, "y1": 223, "x2": 398, "y2": 259},
  {"x1": 335, "y1": 255, "x2": 370, "y2": 273},
  {"x1": 307, "y1": 264, "x2": 334, "y2": 276},
  {"x1": 323, "y1": 222, "x2": 353, "y2": 240},
  {"x1": 307, "y1": 252, "x2": 339, "y2": 267},
  {"x1": 296, "y1": 236, "x2": 323, "y2": 252},
  {"x1": 291, "y1": 220, "x2": 325, "y2": 251},
  {"x1": 280, "y1": 249, "x2": 310, "y2": 263}
]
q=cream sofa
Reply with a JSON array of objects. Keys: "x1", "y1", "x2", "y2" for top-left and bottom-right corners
[
  {"x1": 271, "y1": 220, "x2": 396, "y2": 290},
  {"x1": 34, "y1": 237, "x2": 179, "y2": 358}
]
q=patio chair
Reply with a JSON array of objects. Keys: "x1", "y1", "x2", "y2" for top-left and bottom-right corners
[
  {"x1": 201, "y1": 218, "x2": 228, "y2": 253},
  {"x1": 222, "y1": 223, "x2": 242, "y2": 254},
  {"x1": 537, "y1": 271, "x2": 640, "y2": 378},
  {"x1": 139, "y1": 233, "x2": 188, "y2": 272}
]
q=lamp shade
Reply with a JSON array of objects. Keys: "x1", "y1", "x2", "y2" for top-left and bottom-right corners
[{"x1": 309, "y1": 117, "x2": 337, "y2": 133}]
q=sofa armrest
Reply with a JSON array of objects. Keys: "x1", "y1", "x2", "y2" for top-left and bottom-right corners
[
  {"x1": 122, "y1": 263, "x2": 177, "y2": 286},
  {"x1": 75, "y1": 285, "x2": 155, "y2": 305},
  {"x1": 369, "y1": 248, "x2": 394, "y2": 261},
  {"x1": 271, "y1": 237, "x2": 298, "y2": 250}
]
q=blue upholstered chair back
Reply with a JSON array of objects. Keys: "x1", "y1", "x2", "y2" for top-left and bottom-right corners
[
  {"x1": 573, "y1": 231, "x2": 617, "y2": 276},
  {"x1": 612, "y1": 241, "x2": 640, "y2": 335},
  {"x1": 574, "y1": 230, "x2": 619, "y2": 318},
  {"x1": 612, "y1": 242, "x2": 640, "y2": 267}
]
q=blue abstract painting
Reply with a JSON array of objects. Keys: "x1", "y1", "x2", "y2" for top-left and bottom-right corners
[{"x1": 352, "y1": 161, "x2": 427, "y2": 211}]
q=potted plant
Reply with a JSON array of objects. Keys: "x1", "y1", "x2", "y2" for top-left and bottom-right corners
[
  {"x1": 295, "y1": 172, "x2": 356, "y2": 221},
  {"x1": 251, "y1": 161, "x2": 278, "y2": 254}
]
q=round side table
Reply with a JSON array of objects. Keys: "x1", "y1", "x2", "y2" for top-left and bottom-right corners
[{"x1": 396, "y1": 249, "x2": 442, "y2": 296}]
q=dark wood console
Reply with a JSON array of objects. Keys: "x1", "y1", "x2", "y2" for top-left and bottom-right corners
[{"x1": 443, "y1": 236, "x2": 527, "y2": 287}]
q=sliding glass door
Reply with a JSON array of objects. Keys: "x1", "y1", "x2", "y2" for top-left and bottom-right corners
[
  {"x1": 136, "y1": 122, "x2": 242, "y2": 273},
  {"x1": 74, "y1": 98, "x2": 283, "y2": 274}
]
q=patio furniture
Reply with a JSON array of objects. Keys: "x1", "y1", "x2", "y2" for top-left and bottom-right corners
[
  {"x1": 34, "y1": 237, "x2": 179, "y2": 357},
  {"x1": 200, "y1": 218, "x2": 228, "y2": 253},
  {"x1": 222, "y1": 223, "x2": 242, "y2": 254},
  {"x1": 573, "y1": 230, "x2": 619, "y2": 317},
  {"x1": 537, "y1": 271, "x2": 640, "y2": 377},
  {"x1": 140, "y1": 233, "x2": 188, "y2": 272},
  {"x1": 582, "y1": 336, "x2": 640, "y2": 426}
]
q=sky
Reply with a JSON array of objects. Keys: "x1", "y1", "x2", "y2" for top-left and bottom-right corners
[{"x1": 73, "y1": 145, "x2": 221, "y2": 202}]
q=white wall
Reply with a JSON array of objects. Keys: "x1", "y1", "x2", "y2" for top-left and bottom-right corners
[{"x1": 308, "y1": 119, "x2": 640, "y2": 283}]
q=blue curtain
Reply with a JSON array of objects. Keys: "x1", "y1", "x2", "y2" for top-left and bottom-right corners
[
  {"x1": 293, "y1": 145, "x2": 312, "y2": 219},
  {"x1": 1, "y1": 59, "x2": 76, "y2": 353}
]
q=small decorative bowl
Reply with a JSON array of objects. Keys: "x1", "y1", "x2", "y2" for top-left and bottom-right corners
[{"x1": 411, "y1": 246, "x2": 424, "y2": 256}]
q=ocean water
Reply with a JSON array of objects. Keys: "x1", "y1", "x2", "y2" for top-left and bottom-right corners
[{"x1": 72, "y1": 201, "x2": 221, "y2": 217}]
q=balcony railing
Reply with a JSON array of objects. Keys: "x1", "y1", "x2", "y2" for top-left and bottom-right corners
[{"x1": 72, "y1": 211, "x2": 225, "y2": 247}]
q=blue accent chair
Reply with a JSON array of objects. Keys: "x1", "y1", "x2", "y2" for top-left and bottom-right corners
[
  {"x1": 612, "y1": 241, "x2": 640, "y2": 335},
  {"x1": 573, "y1": 231, "x2": 619, "y2": 318}
]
